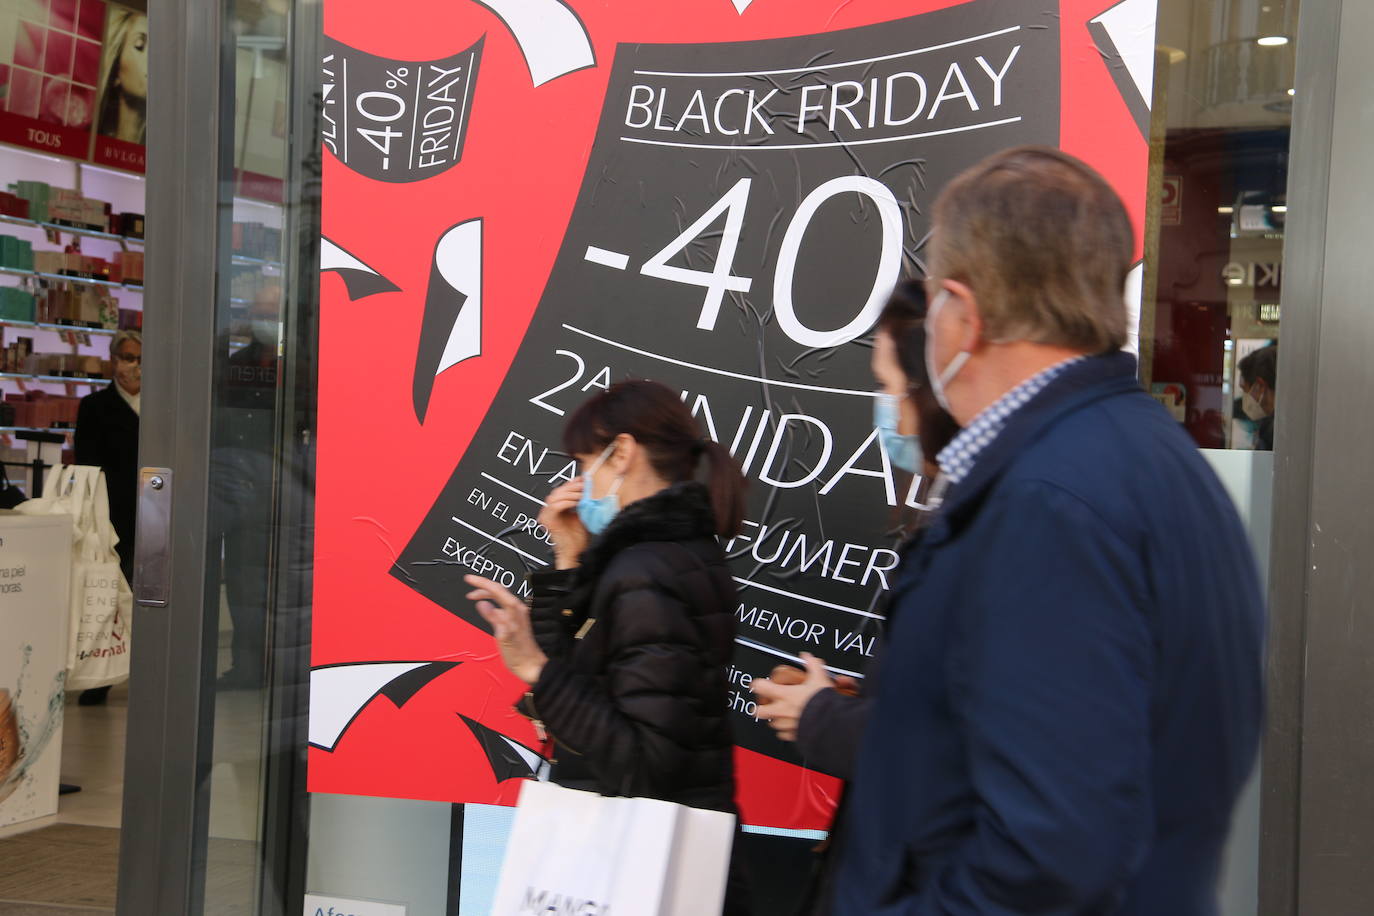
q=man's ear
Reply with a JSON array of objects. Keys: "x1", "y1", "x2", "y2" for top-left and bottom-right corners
[{"x1": 942, "y1": 279, "x2": 984, "y2": 353}]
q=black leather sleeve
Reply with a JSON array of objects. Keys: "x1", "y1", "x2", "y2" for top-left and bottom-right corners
[
  {"x1": 526, "y1": 567, "x2": 579, "y2": 659},
  {"x1": 528, "y1": 557, "x2": 715, "y2": 797}
]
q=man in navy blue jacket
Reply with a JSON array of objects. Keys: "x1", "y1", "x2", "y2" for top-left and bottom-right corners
[{"x1": 830, "y1": 148, "x2": 1265, "y2": 915}]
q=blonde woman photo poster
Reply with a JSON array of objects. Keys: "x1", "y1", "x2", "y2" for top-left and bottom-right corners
[{"x1": 92, "y1": 1, "x2": 146, "y2": 169}]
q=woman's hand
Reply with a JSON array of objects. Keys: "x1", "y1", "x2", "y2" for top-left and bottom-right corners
[
  {"x1": 539, "y1": 477, "x2": 589, "y2": 569},
  {"x1": 466, "y1": 575, "x2": 549, "y2": 685},
  {"x1": 751, "y1": 654, "x2": 835, "y2": 742}
]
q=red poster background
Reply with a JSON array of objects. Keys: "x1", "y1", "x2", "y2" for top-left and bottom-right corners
[{"x1": 311, "y1": 0, "x2": 1148, "y2": 830}]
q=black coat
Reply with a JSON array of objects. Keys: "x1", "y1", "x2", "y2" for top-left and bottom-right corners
[
  {"x1": 75, "y1": 383, "x2": 139, "y2": 575},
  {"x1": 522, "y1": 481, "x2": 739, "y2": 812}
]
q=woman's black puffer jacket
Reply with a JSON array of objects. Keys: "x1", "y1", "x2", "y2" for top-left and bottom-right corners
[{"x1": 519, "y1": 480, "x2": 739, "y2": 812}]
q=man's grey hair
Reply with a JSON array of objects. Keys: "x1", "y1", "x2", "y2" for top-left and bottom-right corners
[{"x1": 110, "y1": 328, "x2": 142, "y2": 358}]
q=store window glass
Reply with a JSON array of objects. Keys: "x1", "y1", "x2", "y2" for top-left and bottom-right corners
[
  {"x1": 1142, "y1": 0, "x2": 1295, "y2": 455},
  {"x1": 1139, "y1": 3, "x2": 1298, "y2": 913},
  {"x1": 184, "y1": 1, "x2": 1301, "y2": 914},
  {"x1": 200, "y1": 0, "x2": 296, "y2": 909}
]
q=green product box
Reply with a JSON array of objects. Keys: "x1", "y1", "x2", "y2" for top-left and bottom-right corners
[
  {"x1": 10, "y1": 182, "x2": 50, "y2": 223},
  {"x1": 0, "y1": 237, "x2": 34, "y2": 271},
  {"x1": 0, "y1": 288, "x2": 36, "y2": 322}
]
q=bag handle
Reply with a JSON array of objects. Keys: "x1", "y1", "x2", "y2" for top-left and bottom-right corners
[
  {"x1": 43, "y1": 463, "x2": 78, "y2": 499},
  {"x1": 91, "y1": 471, "x2": 120, "y2": 558},
  {"x1": 60, "y1": 466, "x2": 109, "y2": 561}
]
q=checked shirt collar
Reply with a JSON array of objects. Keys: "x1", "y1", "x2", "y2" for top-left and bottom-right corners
[{"x1": 936, "y1": 356, "x2": 1087, "y2": 488}]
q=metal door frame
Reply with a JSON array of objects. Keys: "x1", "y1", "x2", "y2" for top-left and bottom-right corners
[
  {"x1": 1262, "y1": 1, "x2": 1374, "y2": 913},
  {"x1": 117, "y1": 0, "x2": 322, "y2": 911},
  {"x1": 116, "y1": 0, "x2": 224, "y2": 911}
]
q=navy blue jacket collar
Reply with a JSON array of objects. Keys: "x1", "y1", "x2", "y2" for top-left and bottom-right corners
[{"x1": 938, "y1": 350, "x2": 1142, "y2": 525}]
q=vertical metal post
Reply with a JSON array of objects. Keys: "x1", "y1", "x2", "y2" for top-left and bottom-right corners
[
  {"x1": 1275, "y1": 1, "x2": 1374, "y2": 912},
  {"x1": 1259, "y1": 0, "x2": 1374, "y2": 912},
  {"x1": 116, "y1": 0, "x2": 222, "y2": 912},
  {"x1": 256, "y1": 1, "x2": 323, "y2": 913}
]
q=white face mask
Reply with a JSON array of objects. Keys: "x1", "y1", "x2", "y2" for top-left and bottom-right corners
[
  {"x1": 252, "y1": 319, "x2": 278, "y2": 344},
  {"x1": 1241, "y1": 387, "x2": 1267, "y2": 421},
  {"x1": 924, "y1": 289, "x2": 971, "y2": 415}
]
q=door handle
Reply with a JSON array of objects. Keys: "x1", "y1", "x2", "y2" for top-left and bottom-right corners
[{"x1": 133, "y1": 467, "x2": 173, "y2": 607}]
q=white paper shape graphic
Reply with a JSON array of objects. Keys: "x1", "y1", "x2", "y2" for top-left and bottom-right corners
[
  {"x1": 309, "y1": 662, "x2": 429, "y2": 750},
  {"x1": 320, "y1": 237, "x2": 374, "y2": 274},
  {"x1": 731, "y1": 0, "x2": 756, "y2": 12},
  {"x1": 473, "y1": 0, "x2": 595, "y2": 87},
  {"x1": 320, "y1": 237, "x2": 400, "y2": 300},
  {"x1": 1092, "y1": 0, "x2": 1158, "y2": 112},
  {"x1": 435, "y1": 221, "x2": 483, "y2": 374},
  {"x1": 500, "y1": 734, "x2": 553, "y2": 781}
]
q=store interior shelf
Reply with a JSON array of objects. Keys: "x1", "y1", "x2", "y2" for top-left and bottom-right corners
[
  {"x1": 0, "y1": 319, "x2": 118, "y2": 336},
  {"x1": 231, "y1": 254, "x2": 283, "y2": 268},
  {"x1": 0, "y1": 264, "x2": 143, "y2": 291},
  {"x1": 0, "y1": 212, "x2": 144, "y2": 247},
  {"x1": 0, "y1": 425, "x2": 73, "y2": 435},
  {"x1": 0, "y1": 371, "x2": 106, "y2": 386}
]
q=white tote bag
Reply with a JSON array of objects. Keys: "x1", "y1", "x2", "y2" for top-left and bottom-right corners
[
  {"x1": 15, "y1": 465, "x2": 133, "y2": 690},
  {"x1": 490, "y1": 780, "x2": 736, "y2": 916}
]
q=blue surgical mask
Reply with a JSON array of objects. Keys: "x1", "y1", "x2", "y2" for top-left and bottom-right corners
[
  {"x1": 576, "y1": 443, "x2": 622, "y2": 535},
  {"x1": 874, "y1": 393, "x2": 921, "y2": 473}
]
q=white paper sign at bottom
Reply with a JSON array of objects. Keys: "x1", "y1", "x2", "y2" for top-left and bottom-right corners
[{"x1": 302, "y1": 894, "x2": 406, "y2": 916}]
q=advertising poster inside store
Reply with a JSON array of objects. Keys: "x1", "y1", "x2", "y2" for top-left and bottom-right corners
[
  {"x1": 311, "y1": 0, "x2": 1158, "y2": 829},
  {"x1": 0, "y1": 515, "x2": 71, "y2": 830},
  {"x1": 0, "y1": 0, "x2": 144, "y2": 170}
]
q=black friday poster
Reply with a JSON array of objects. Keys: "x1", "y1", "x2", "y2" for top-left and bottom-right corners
[{"x1": 311, "y1": 0, "x2": 1157, "y2": 828}]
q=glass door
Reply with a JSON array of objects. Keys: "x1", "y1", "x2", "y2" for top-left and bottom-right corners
[{"x1": 119, "y1": 0, "x2": 316, "y2": 912}]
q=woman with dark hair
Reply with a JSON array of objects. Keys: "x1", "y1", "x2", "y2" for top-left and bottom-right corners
[
  {"x1": 465, "y1": 378, "x2": 752, "y2": 914},
  {"x1": 871, "y1": 279, "x2": 962, "y2": 494},
  {"x1": 752, "y1": 278, "x2": 960, "y2": 915},
  {"x1": 755, "y1": 279, "x2": 958, "y2": 747}
]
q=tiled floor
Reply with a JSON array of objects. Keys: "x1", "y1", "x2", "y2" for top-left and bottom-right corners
[{"x1": 54, "y1": 687, "x2": 128, "y2": 832}]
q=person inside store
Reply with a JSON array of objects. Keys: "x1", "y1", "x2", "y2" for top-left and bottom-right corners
[
  {"x1": 213, "y1": 287, "x2": 281, "y2": 689},
  {"x1": 826, "y1": 147, "x2": 1266, "y2": 915},
  {"x1": 464, "y1": 379, "x2": 752, "y2": 914},
  {"x1": 750, "y1": 278, "x2": 960, "y2": 915},
  {"x1": 73, "y1": 329, "x2": 141, "y2": 706},
  {"x1": 1238, "y1": 344, "x2": 1278, "y2": 451}
]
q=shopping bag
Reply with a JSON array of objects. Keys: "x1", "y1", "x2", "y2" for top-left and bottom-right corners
[
  {"x1": 13, "y1": 465, "x2": 133, "y2": 690},
  {"x1": 490, "y1": 780, "x2": 736, "y2": 916}
]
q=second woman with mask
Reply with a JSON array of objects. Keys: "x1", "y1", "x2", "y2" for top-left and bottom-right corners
[
  {"x1": 465, "y1": 378, "x2": 752, "y2": 915},
  {"x1": 752, "y1": 279, "x2": 960, "y2": 915}
]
